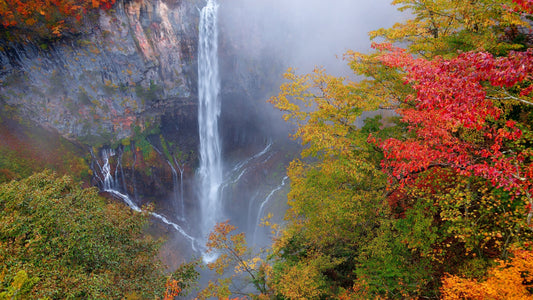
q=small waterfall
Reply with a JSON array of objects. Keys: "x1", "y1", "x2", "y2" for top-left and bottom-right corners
[
  {"x1": 173, "y1": 155, "x2": 186, "y2": 221},
  {"x1": 167, "y1": 160, "x2": 186, "y2": 221},
  {"x1": 100, "y1": 148, "x2": 141, "y2": 212},
  {"x1": 148, "y1": 141, "x2": 187, "y2": 222},
  {"x1": 256, "y1": 176, "x2": 289, "y2": 226},
  {"x1": 253, "y1": 176, "x2": 289, "y2": 245},
  {"x1": 102, "y1": 148, "x2": 116, "y2": 191},
  {"x1": 97, "y1": 148, "x2": 198, "y2": 250},
  {"x1": 220, "y1": 141, "x2": 273, "y2": 193},
  {"x1": 198, "y1": 0, "x2": 222, "y2": 241}
]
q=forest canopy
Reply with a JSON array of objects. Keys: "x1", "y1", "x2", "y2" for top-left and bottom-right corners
[
  {"x1": 0, "y1": 171, "x2": 170, "y2": 299},
  {"x1": 202, "y1": 0, "x2": 533, "y2": 298}
]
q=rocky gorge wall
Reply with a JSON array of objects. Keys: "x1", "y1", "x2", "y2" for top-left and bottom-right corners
[
  {"x1": 0, "y1": 0, "x2": 206, "y2": 233},
  {"x1": 0, "y1": 0, "x2": 201, "y2": 142}
]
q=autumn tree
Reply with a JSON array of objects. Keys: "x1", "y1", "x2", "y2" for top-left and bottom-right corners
[
  {"x1": 441, "y1": 247, "x2": 533, "y2": 299},
  {"x1": 266, "y1": 49, "x2": 442, "y2": 297},
  {"x1": 370, "y1": 0, "x2": 530, "y2": 56},
  {"x1": 0, "y1": 171, "x2": 174, "y2": 298},
  {"x1": 197, "y1": 221, "x2": 269, "y2": 299},
  {"x1": 267, "y1": 0, "x2": 533, "y2": 298},
  {"x1": 375, "y1": 43, "x2": 533, "y2": 214},
  {"x1": 0, "y1": 0, "x2": 116, "y2": 41}
]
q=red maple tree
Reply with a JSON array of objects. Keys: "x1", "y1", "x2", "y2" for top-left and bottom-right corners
[{"x1": 371, "y1": 42, "x2": 533, "y2": 219}]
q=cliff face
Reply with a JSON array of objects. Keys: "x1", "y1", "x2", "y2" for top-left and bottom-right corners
[{"x1": 0, "y1": 0, "x2": 201, "y2": 142}]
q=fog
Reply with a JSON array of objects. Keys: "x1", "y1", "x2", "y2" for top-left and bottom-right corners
[
  {"x1": 218, "y1": 0, "x2": 404, "y2": 75},
  {"x1": 205, "y1": 0, "x2": 407, "y2": 252}
]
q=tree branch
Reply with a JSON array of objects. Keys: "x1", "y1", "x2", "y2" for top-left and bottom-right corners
[{"x1": 487, "y1": 90, "x2": 533, "y2": 106}]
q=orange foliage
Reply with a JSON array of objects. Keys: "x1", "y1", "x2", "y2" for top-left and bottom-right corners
[
  {"x1": 163, "y1": 277, "x2": 182, "y2": 300},
  {"x1": 441, "y1": 248, "x2": 533, "y2": 299},
  {"x1": 0, "y1": 0, "x2": 115, "y2": 39}
]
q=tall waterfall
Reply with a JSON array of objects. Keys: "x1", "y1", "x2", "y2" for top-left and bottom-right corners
[{"x1": 198, "y1": 0, "x2": 222, "y2": 239}]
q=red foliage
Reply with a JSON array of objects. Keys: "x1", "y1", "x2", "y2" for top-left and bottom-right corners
[
  {"x1": 0, "y1": 0, "x2": 116, "y2": 38},
  {"x1": 513, "y1": 0, "x2": 533, "y2": 14},
  {"x1": 373, "y1": 43, "x2": 533, "y2": 198}
]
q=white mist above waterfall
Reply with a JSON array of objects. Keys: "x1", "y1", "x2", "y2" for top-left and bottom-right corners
[{"x1": 198, "y1": 0, "x2": 222, "y2": 241}]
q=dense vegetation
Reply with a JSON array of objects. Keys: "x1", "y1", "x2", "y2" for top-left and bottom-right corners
[
  {"x1": 199, "y1": 0, "x2": 533, "y2": 299},
  {"x1": 0, "y1": 171, "x2": 176, "y2": 299},
  {"x1": 0, "y1": 0, "x2": 115, "y2": 41}
]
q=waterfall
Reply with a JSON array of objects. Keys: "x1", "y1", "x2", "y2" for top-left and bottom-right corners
[
  {"x1": 220, "y1": 141, "x2": 273, "y2": 194},
  {"x1": 173, "y1": 155, "x2": 186, "y2": 221},
  {"x1": 253, "y1": 176, "x2": 289, "y2": 245},
  {"x1": 97, "y1": 148, "x2": 198, "y2": 250},
  {"x1": 102, "y1": 149, "x2": 116, "y2": 191},
  {"x1": 198, "y1": 0, "x2": 222, "y2": 240},
  {"x1": 255, "y1": 176, "x2": 289, "y2": 227}
]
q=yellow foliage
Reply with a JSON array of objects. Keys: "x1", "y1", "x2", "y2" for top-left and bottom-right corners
[
  {"x1": 272, "y1": 260, "x2": 326, "y2": 300},
  {"x1": 371, "y1": 0, "x2": 529, "y2": 56},
  {"x1": 269, "y1": 61, "x2": 394, "y2": 160}
]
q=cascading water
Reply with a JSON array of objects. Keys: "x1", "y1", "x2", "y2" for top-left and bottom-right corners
[
  {"x1": 252, "y1": 176, "x2": 289, "y2": 245},
  {"x1": 173, "y1": 156, "x2": 186, "y2": 221},
  {"x1": 96, "y1": 148, "x2": 198, "y2": 250},
  {"x1": 198, "y1": 0, "x2": 222, "y2": 242},
  {"x1": 220, "y1": 141, "x2": 272, "y2": 193}
]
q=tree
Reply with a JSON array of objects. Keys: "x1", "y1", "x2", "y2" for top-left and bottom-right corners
[
  {"x1": 514, "y1": 0, "x2": 533, "y2": 14},
  {"x1": 370, "y1": 0, "x2": 529, "y2": 56},
  {"x1": 374, "y1": 43, "x2": 533, "y2": 222},
  {"x1": 0, "y1": 171, "x2": 168, "y2": 299},
  {"x1": 441, "y1": 247, "x2": 533, "y2": 299},
  {"x1": 197, "y1": 221, "x2": 269, "y2": 299},
  {"x1": 266, "y1": 0, "x2": 533, "y2": 298},
  {"x1": 268, "y1": 56, "x2": 426, "y2": 298},
  {"x1": 0, "y1": 0, "x2": 116, "y2": 41}
]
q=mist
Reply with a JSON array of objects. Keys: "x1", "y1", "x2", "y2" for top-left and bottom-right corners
[
  {"x1": 218, "y1": 0, "x2": 403, "y2": 75},
  {"x1": 215, "y1": 0, "x2": 405, "y2": 158},
  {"x1": 208, "y1": 0, "x2": 406, "y2": 250}
]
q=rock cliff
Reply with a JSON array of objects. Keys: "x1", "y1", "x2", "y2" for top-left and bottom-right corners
[{"x1": 0, "y1": 0, "x2": 201, "y2": 142}]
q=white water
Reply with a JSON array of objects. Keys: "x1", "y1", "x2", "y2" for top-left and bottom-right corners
[
  {"x1": 173, "y1": 155, "x2": 186, "y2": 221},
  {"x1": 256, "y1": 176, "x2": 289, "y2": 227},
  {"x1": 220, "y1": 141, "x2": 273, "y2": 193},
  {"x1": 229, "y1": 141, "x2": 272, "y2": 175},
  {"x1": 253, "y1": 176, "x2": 289, "y2": 244},
  {"x1": 99, "y1": 149, "x2": 198, "y2": 251},
  {"x1": 102, "y1": 148, "x2": 116, "y2": 191},
  {"x1": 148, "y1": 142, "x2": 187, "y2": 222},
  {"x1": 198, "y1": 0, "x2": 222, "y2": 242}
]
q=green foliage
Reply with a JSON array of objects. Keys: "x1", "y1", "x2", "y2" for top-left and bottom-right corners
[
  {"x1": 355, "y1": 218, "x2": 435, "y2": 299},
  {"x1": 0, "y1": 171, "x2": 167, "y2": 299},
  {"x1": 370, "y1": 0, "x2": 529, "y2": 57},
  {"x1": 135, "y1": 80, "x2": 163, "y2": 105},
  {"x1": 171, "y1": 260, "x2": 201, "y2": 298}
]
